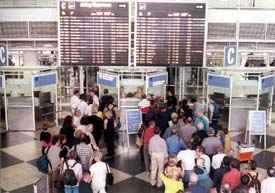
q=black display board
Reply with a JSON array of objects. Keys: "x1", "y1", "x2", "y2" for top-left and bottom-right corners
[
  {"x1": 135, "y1": 2, "x2": 206, "y2": 66},
  {"x1": 59, "y1": 1, "x2": 129, "y2": 66}
]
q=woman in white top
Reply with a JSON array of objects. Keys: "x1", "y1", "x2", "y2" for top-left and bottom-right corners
[{"x1": 90, "y1": 152, "x2": 108, "y2": 193}]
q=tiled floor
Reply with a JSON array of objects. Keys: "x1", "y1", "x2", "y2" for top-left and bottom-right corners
[{"x1": 0, "y1": 128, "x2": 274, "y2": 193}]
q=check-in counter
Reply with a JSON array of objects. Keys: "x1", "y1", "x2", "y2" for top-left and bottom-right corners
[
  {"x1": 230, "y1": 97, "x2": 256, "y2": 131},
  {"x1": 7, "y1": 96, "x2": 35, "y2": 131}
]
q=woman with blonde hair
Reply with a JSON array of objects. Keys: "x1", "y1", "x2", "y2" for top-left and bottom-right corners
[{"x1": 164, "y1": 155, "x2": 184, "y2": 181}]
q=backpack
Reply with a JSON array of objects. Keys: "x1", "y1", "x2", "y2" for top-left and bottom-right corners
[
  {"x1": 247, "y1": 173, "x2": 261, "y2": 193},
  {"x1": 63, "y1": 160, "x2": 78, "y2": 186},
  {"x1": 36, "y1": 147, "x2": 52, "y2": 173}
]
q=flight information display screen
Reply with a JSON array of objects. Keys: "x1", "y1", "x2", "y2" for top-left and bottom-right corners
[
  {"x1": 135, "y1": 2, "x2": 206, "y2": 66},
  {"x1": 59, "y1": 1, "x2": 129, "y2": 66}
]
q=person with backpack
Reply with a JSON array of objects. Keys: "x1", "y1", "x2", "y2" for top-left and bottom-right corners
[
  {"x1": 63, "y1": 150, "x2": 83, "y2": 193},
  {"x1": 208, "y1": 95, "x2": 219, "y2": 132},
  {"x1": 46, "y1": 135, "x2": 62, "y2": 193},
  {"x1": 246, "y1": 160, "x2": 262, "y2": 193}
]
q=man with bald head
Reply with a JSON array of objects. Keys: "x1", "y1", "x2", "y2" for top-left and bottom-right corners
[
  {"x1": 183, "y1": 173, "x2": 206, "y2": 193},
  {"x1": 180, "y1": 117, "x2": 197, "y2": 144}
]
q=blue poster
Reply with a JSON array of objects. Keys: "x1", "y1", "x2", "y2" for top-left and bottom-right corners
[
  {"x1": 0, "y1": 44, "x2": 8, "y2": 66},
  {"x1": 34, "y1": 72, "x2": 58, "y2": 87},
  {"x1": 261, "y1": 75, "x2": 275, "y2": 89},
  {"x1": 97, "y1": 73, "x2": 117, "y2": 88},
  {"x1": 148, "y1": 73, "x2": 168, "y2": 88},
  {"x1": 208, "y1": 74, "x2": 231, "y2": 89},
  {"x1": 126, "y1": 109, "x2": 141, "y2": 134},
  {"x1": 224, "y1": 45, "x2": 237, "y2": 67},
  {"x1": 249, "y1": 111, "x2": 266, "y2": 135}
]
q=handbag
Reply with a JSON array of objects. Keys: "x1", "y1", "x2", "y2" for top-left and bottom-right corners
[{"x1": 105, "y1": 163, "x2": 114, "y2": 191}]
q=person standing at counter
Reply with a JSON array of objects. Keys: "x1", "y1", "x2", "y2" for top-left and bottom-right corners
[
  {"x1": 135, "y1": 86, "x2": 144, "y2": 99},
  {"x1": 90, "y1": 89, "x2": 99, "y2": 106},
  {"x1": 208, "y1": 95, "x2": 219, "y2": 132},
  {"x1": 71, "y1": 90, "x2": 80, "y2": 114},
  {"x1": 138, "y1": 94, "x2": 151, "y2": 123},
  {"x1": 104, "y1": 110, "x2": 117, "y2": 157}
]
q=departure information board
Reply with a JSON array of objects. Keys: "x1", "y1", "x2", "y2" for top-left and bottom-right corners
[
  {"x1": 135, "y1": 2, "x2": 206, "y2": 66},
  {"x1": 59, "y1": 1, "x2": 129, "y2": 66}
]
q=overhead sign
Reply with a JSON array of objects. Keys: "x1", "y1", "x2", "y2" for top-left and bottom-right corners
[
  {"x1": 97, "y1": 73, "x2": 117, "y2": 88},
  {"x1": 248, "y1": 111, "x2": 266, "y2": 135},
  {"x1": 135, "y1": 2, "x2": 206, "y2": 66},
  {"x1": 59, "y1": 1, "x2": 129, "y2": 66},
  {"x1": 125, "y1": 109, "x2": 142, "y2": 134},
  {"x1": 33, "y1": 72, "x2": 58, "y2": 88},
  {"x1": 0, "y1": 44, "x2": 8, "y2": 66},
  {"x1": 260, "y1": 75, "x2": 275, "y2": 89},
  {"x1": 224, "y1": 45, "x2": 237, "y2": 67},
  {"x1": 207, "y1": 74, "x2": 231, "y2": 89},
  {"x1": 0, "y1": 75, "x2": 4, "y2": 88},
  {"x1": 148, "y1": 73, "x2": 168, "y2": 88}
]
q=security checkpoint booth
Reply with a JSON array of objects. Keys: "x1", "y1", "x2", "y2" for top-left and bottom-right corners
[
  {"x1": 207, "y1": 68, "x2": 274, "y2": 149},
  {"x1": 97, "y1": 67, "x2": 168, "y2": 147},
  {"x1": 0, "y1": 66, "x2": 58, "y2": 131}
]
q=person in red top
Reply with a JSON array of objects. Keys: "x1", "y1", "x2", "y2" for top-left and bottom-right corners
[
  {"x1": 221, "y1": 158, "x2": 242, "y2": 190},
  {"x1": 142, "y1": 120, "x2": 156, "y2": 174}
]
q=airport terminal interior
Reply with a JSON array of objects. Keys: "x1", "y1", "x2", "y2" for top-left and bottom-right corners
[{"x1": 1, "y1": 0, "x2": 275, "y2": 193}]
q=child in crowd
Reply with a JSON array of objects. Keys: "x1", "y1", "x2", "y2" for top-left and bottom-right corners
[
  {"x1": 39, "y1": 123, "x2": 52, "y2": 154},
  {"x1": 79, "y1": 171, "x2": 93, "y2": 193}
]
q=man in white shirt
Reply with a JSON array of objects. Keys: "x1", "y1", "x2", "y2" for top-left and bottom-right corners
[
  {"x1": 177, "y1": 142, "x2": 196, "y2": 188},
  {"x1": 90, "y1": 152, "x2": 107, "y2": 193},
  {"x1": 261, "y1": 167, "x2": 275, "y2": 193},
  {"x1": 63, "y1": 151, "x2": 83, "y2": 193},
  {"x1": 212, "y1": 144, "x2": 226, "y2": 170},
  {"x1": 78, "y1": 94, "x2": 88, "y2": 117},
  {"x1": 71, "y1": 90, "x2": 80, "y2": 114},
  {"x1": 196, "y1": 145, "x2": 211, "y2": 173},
  {"x1": 90, "y1": 89, "x2": 99, "y2": 106}
]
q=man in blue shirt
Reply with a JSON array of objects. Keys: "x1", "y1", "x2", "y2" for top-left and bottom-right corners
[{"x1": 166, "y1": 127, "x2": 185, "y2": 156}]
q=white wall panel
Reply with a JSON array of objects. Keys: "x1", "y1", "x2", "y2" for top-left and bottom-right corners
[
  {"x1": 207, "y1": 9, "x2": 237, "y2": 23},
  {"x1": 0, "y1": 8, "x2": 57, "y2": 21}
]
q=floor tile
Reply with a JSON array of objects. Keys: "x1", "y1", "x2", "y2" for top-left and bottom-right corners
[
  {"x1": 253, "y1": 151, "x2": 275, "y2": 170},
  {"x1": 10, "y1": 184, "x2": 33, "y2": 193},
  {"x1": 0, "y1": 151, "x2": 23, "y2": 168},
  {"x1": 1, "y1": 140, "x2": 42, "y2": 162},
  {"x1": 108, "y1": 177, "x2": 164, "y2": 193},
  {"x1": 106, "y1": 151, "x2": 145, "y2": 176},
  {"x1": 1, "y1": 132, "x2": 34, "y2": 149},
  {"x1": 134, "y1": 171, "x2": 151, "y2": 184},
  {"x1": 111, "y1": 167, "x2": 132, "y2": 184},
  {"x1": 27, "y1": 158, "x2": 39, "y2": 168},
  {"x1": 0, "y1": 162, "x2": 43, "y2": 192}
]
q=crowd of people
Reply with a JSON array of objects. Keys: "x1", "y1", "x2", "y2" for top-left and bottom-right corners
[
  {"x1": 136, "y1": 89, "x2": 275, "y2": 193},
  {"x1": 39, "y1": 86, "x2": 275, "y2": 193}
]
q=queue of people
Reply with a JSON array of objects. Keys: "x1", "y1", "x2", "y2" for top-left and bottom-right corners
[
  {"x1": 39, "y1": 87, "x2": 275, "y2": 193},
  {"x1": 135, "y1": 89, "x2": 275, "y2": 193}
]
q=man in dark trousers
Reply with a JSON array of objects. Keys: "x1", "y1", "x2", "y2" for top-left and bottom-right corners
[{"x1": 87, "y1": 106, "x2": 103, "y2": 146}]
